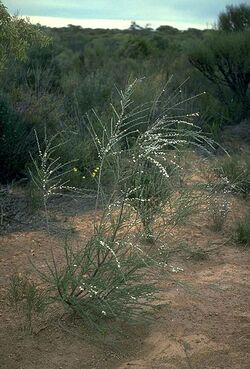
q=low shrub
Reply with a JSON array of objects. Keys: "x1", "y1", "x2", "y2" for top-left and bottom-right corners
[
  {"x1": 215, "y1": 153, "x2": 250, "y2": 196},
  {"x1": 235, "y1": 213, "x2": 250, "y2": 246},
  {"x1": 7, "y1": 274, "x2": 47, "y2": 332},
  {"x1": 209, "y1": 197, "x2": 230, "y2": 232}
]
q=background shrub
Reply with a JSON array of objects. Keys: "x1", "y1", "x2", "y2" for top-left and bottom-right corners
[
  {"x1": 0, "y1": 95, "x2": 34, "y2": 182},
  {"x1": 235, "y1": 212, "x2": 250, "y2": 246},
  {"x1": 215, "y1": 153, "x2": 250, "y2": 196}
]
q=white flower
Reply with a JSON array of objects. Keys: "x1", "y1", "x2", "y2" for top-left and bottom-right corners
[{"x1": 170, "y1": 265, "x2": 184, "y2": 273}]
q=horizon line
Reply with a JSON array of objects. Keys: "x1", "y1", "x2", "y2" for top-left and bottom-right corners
[{"x1": 24, "y1": 15, "x2": 211, "y2": 31}]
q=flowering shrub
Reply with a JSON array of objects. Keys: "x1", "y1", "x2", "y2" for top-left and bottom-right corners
[{"x1": 30, "y1": 79, "x2": 213, "y2": 330}]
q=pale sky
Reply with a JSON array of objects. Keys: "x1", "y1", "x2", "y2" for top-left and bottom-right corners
[{"x1": 4, "y1": 0, "x2": 247, "y2": 29}]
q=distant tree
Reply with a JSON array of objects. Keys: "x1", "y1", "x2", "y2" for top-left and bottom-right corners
[
  {"x1": 156, "y1": 25, "x2": 179, "y2": 35},
  {"x1": 218, "y1": 3, "x2": 250, "y2": 32},
  {"x1": 129, "y1": 21, "x2": 144, "y2": 31},
  {"x1": 189, "y1": 31, "x2": 250, "y2": 119},
  {"x1": 188, "y1": 2, "x2": 250, "y2": 122},
  {"x1": 0, "y1": 1, "x2": 50, "y2": 72},
  {"x1": 189, "y1": 31, "x2": 250, "y2": 97},
  {"x1": 67, "y1": 24, "x2": 82, "y2": 30}
]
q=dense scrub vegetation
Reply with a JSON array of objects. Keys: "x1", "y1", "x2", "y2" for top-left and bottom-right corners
[{"x1": 0, "y1": 1, "x2": 249, "y2": 185}]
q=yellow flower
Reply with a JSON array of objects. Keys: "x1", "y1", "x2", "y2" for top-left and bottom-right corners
[
  {"x1": 91, "y1": 165, "x2": 100, "y2": 177},
  {"x1": 73, "y1": 167, "x2": 78, "y2": 172}
]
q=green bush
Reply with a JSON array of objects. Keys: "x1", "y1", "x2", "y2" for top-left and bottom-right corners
[
  {"x1": 215, "y1": 153, "x2": 250, "y2": 195},
  {"x1": 0, "y1": 95, "x2": 33, "y2": 182},
  {"x1": 7, "y1": 274, "x2": 47, "y2": 332},
  {"x1": 209, "y1": 197, "x2": 230, "y2": 232},
  {"x1": 189, "y1": 31, "x2": 250, "y2": 122},
  {"x1": 235, "y1": 213, "x2": 250, "y2": 246}
]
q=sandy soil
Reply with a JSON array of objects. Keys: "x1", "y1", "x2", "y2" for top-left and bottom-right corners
[{"x1": 0, "y1": 195, "x2": 249, "y2": 369}]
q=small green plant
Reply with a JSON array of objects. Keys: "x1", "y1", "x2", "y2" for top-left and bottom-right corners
[
  {"x1": 167, "y1": 188, "x2": 204, "y2": 226},
  {"x1": 209, "y1": 197, "x2": 230, "y2": 232},
  {"x1": 177, "y1": 241, "x2": 209, "y2": 261},
  {"x1": 234, "y1": 213, "x2": 250, "y2": 246},
  {"x1": 216, "y1": 153, "x2": 250, "y2": 196},
  {"x1": 7, "y1": 274, "x2": 47, "y2": 333}
]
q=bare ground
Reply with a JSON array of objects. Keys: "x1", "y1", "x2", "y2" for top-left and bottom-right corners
[{"x1": 0, "y1": 194, "x2": 249, "y2": 369}]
